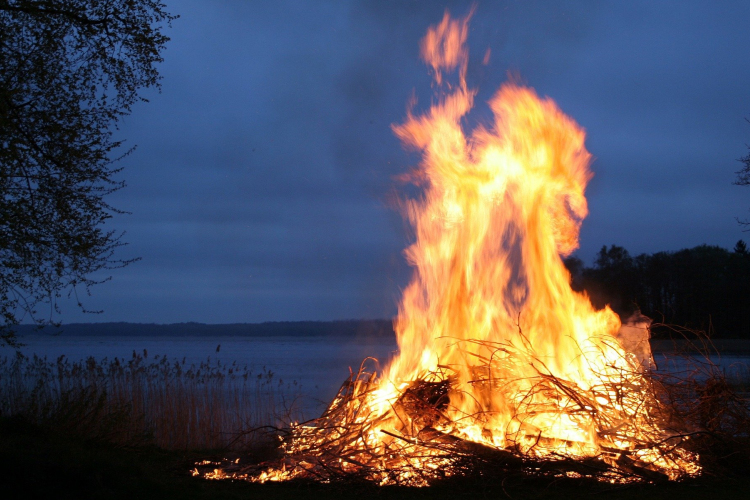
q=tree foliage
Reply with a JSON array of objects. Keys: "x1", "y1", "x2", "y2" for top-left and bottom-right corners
[
  {"x1": 566, "y1": 243, "x2": 750, "y2": 339},
  {"x1": 0, "y1": 1, "x2": 176, "y2": 345},
  {"x1": 737, "y1": 151, "x2": 750, "y2": 186},
  {"x1": 735, "y1": 119, "x2": 750, "y2": 228}
]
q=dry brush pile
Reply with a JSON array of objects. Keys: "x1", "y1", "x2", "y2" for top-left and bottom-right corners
[{"x1": 198, "y1": 336, "x2": 750, "y2": 486}]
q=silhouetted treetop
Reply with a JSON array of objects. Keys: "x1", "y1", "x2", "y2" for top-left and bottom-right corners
[
  {"x1": 734, "y1": 240, "x2": 748, "y2": 254},
  {"x1": 735, "y1": 119, "x2": 750, "y2": 228},
  {"x1": 0, "y1": 1, "x2": 177, "y2": 346}
]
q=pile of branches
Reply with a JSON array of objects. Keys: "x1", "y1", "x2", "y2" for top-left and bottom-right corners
[
  {"x1": 648, "y1": 330, "x2": 750, "y2": 477},
  {"x1": 195, "y1": 337, "x2": 727, "y2": 486}
]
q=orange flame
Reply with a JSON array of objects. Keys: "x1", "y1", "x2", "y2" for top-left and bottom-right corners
[
  {"x1": 225, "y1": 10, "x2": 699, "y2": 485},
  {"x1": 373, "y1": 9, "x2": 692, "y2": 470}
]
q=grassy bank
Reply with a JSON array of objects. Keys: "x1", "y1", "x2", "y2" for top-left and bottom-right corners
[
  {"x1": 1, "y1": 414, "x2": 749, "y2": 500},
  {"x1": 1, "y1": 349, "x2": 750, "y2": 498}
]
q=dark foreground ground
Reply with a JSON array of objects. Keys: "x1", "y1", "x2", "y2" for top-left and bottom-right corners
[{"x1": 1, "y1": 416, "x2": 748, "y2": 500}]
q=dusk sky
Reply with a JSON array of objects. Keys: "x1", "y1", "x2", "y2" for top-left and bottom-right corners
[{"x1": 61, "y1": 0, "x2": 750, "y2": 324}]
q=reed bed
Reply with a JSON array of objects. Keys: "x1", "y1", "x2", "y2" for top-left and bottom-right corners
[{"x1": 0, "y1": 350, "x2": 303, "y2": 450}]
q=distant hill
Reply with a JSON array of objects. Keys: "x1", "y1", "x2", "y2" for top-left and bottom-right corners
[{"x1": 13, "y1": 320, "x2": 396, "y2": 338}]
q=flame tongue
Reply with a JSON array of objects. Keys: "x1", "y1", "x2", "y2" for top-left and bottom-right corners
[
  {"x1": 384, "y1": 11, "x2": 623, "y2": 453},
  {"x1": 367, "y1": 11, "x2": 697, "y2": 476}
]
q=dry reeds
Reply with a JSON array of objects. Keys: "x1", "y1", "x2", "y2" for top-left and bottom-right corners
[
  {"x1": 0, "y1": 351, "x2": 303, "y2": 450},
  {"x1": 647, "y1": 325, "x2": 750, "y2": 477}
]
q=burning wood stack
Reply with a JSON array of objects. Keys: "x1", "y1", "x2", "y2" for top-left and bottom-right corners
[{"x1": 198, "y1": 10, "x2": 702, "y2": 485}]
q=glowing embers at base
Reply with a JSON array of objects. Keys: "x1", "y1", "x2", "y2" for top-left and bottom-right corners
[{"x1": 199, "y1": 10, "x2": 700, "y2": 485}]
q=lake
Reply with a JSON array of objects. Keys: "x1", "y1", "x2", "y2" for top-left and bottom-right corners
[
  {"x1": 12, "y1": 335, "x2": 399, "y2": 415},
  {"x1": 9, "y1": 335, "x2": 749, "y2": 416}
]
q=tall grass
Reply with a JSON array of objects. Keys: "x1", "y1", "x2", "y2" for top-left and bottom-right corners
[{"x1": 0, "y1": 350, "x2": 303, "y2": 450}]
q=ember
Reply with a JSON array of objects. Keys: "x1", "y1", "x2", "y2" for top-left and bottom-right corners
[{"x1": 199, "y1": 10, "x2": 701, "y2": 485}]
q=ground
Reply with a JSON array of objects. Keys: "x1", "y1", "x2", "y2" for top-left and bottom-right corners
[{"x1": 1, "y1": 416, "x2": 748, "y2": 500}]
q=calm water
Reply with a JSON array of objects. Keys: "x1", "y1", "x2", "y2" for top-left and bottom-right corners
[
  {"x1": 10, "y1": 335, "x2": 749, "y2": 413},
  {"x1": 13, "y1": 335, "x2": 399, "y2": 412},
  {"x1": 654, "y1": 353, "x2": 750, "y2": 382}
]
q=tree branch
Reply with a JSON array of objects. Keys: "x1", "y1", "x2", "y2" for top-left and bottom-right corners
[{"x1": 0, "y1": 2, "x2": 109, "y2": 26}]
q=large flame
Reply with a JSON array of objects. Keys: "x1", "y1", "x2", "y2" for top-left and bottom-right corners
[
  {"x1": 381, "y1": 10, "x2": 622, "y2": 453},
  {"x1": 206, "y1": 10, "x2": 699, "y2": 485}
]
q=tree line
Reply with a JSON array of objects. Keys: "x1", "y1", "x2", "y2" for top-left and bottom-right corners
[
  {"x1": 12, "y1": 319, "x2": 395, "y2": 338},
  {"x1": 564, "y1": 241, "x2": 750, "y2": 338}
]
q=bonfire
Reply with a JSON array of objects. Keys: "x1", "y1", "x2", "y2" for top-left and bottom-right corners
[{"x1": 199, "y1": 10, "x2": 702, "y2": 485}]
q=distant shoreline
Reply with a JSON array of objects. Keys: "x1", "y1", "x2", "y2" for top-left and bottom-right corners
[
  {"x1": 13, "y1": 321, "x2": 750, "y2": 354},
  {"x1": 13, "y1": 320, "x2": 396, "y2": 338},
  {"x1": 650, "y1": 338, "x2": 750, "y2": 355}
]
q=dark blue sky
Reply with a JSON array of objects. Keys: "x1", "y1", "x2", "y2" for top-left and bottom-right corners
[{"x1": 63, "y1": 0, "x2": 750, "y2": 324}]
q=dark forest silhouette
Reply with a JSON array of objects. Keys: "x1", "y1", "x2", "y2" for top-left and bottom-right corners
[
  {"x1": 565, "y1": 241, "x2": 750, "y2": 338},
  {"x1": 10, "y1": 242, "x2": 750, "y2": 341}
]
